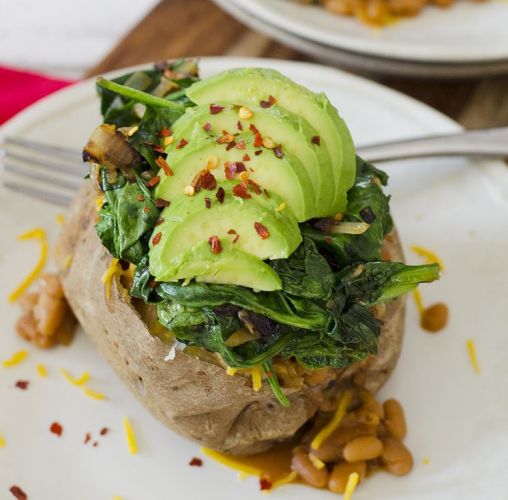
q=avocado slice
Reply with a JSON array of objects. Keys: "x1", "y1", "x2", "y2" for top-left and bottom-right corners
[
  {"x1": 153, "y1": 239, "x2": 282, "y2": 291},
  {"x1": 149, "y1": 181, "x2": 301, "y2": 289},
  {"x1": 156, "y1": 130, "x2": 315, "y2": 222},
  {"x1": 187, "y1": 67, "x2": 356, "y2": 214},
  {"x1": 171, "y1": 102, "x2": 334, "y2": 216}
]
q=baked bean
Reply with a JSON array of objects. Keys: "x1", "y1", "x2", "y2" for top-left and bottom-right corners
[
  {"x1": 291, "y1": 446, "x2": 329, "y2": 488},
  {"x1": 420, "y1": 302, "x2": 448, "y2": 333},
  {"x1": 381, "y1": 438, "x2": 413, "y2": 476},
  {"x1": 383, "y1": 399, "x2": 407, "y2": 440},
  {"x1": 328, "y1": 461, "x2": 367, "y2": 494},
  {"x1": 343, "y1": 436, "x2": 383, "y2": 462}
]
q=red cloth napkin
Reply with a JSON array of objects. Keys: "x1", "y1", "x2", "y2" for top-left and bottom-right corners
[{"x1": 0, "y1": 66, "x2": 74, "y2": 125}]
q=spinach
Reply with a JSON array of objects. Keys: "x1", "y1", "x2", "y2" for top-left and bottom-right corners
[{"x1": 95, "y1": 171, "x2": 158, "y2": 264}]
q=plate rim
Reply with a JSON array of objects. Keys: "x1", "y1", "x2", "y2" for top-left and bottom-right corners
[{"x1": 222, "y1": 0, "x2": 508, "y2": 64}]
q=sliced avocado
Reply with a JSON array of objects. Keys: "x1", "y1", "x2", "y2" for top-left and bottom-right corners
[
  {"x1": 187, "y1": 67, "x2": 356, "y2": 214},
  {"x1": 171, "y1": 102, "x2": 334, "y2": 215},
  {"x1": 156, "y1": 130, "x2": 315, "y2": 222},
  {"x1": 152, "y1": 239, "x2": 282, "y2": 291}
]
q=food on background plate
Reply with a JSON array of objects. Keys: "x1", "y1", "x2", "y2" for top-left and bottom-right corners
[
  {"x1": 297, "y1": 0, "x2": 487, "y2": 26},
  {"x1": 55, "y1": 59, "x2": 439, "y2": 492}
]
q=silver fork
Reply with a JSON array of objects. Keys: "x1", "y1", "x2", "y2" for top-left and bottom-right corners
[{"x1": 2, "y1": 127, "x2": 508, "y2": 206}]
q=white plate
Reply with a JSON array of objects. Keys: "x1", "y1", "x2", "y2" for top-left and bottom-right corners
[
  {"x1": 1, "y1": 57, "x2": 507, "y2": 500},
  {"x1": 223, "y1": 0, "x2": 508, "y2": 64}
]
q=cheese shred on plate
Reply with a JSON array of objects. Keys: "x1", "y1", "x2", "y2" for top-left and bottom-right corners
[
  {"x1": 344, "y1": 472, "x2": 360, "y2": 500},
  {"x1": 201, "y1": 447, "x2": 264, "y2": 477},
  {"x1": 60, "y1": 369, "x2": 90, "y2": 386},
  {"x1": 466, "y1": 339, "x2": 481, "y2": 374},
  {"x1": 123, "y1": 417, "x2": 138, "y2": 455},
  {"x1": 311, "y1": 389, "x2": 352, "y2": 450},
  {"x1": 37, "y1": 364, "x2": 48, "y2": 377},
  {"x1": 2, "y1": 350, "x2": 29, "y2": 368},
  {"x1": 411, "y1": 245, "x2": 445, "y2": 270},
  {"x1": 8, "y1": 228, "x2": 48, "y2": 303},
  {"x1": 83, "y1": 387, "x2": 106, "y2": 400},
  {"x1": 0, "y1": 433, "x2": 5, "y2": 448}
]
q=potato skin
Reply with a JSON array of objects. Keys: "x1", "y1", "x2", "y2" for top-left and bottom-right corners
[{"x1": 55, "y1": 184, "x2": 406, "y2": 456}]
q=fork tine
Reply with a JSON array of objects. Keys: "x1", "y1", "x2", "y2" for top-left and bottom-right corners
[
  {"x1": 4, "y1": 136, "x2": 80, "y2": 159},
  {"x1": 4, "y1": 161, "x2": 82, "y2": 191},
  {"x1": 5, "y1": 151, "x2": 84, "y2": 177},
  {"x1": 4, "y1": 181, "x2": 72, "y2": 207}
]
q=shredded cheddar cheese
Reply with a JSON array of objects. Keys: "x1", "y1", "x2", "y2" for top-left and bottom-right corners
[
  {"x1": 423, "y1": 457, "x2": 430, "y2": 465},
  {"x1": 411, "y1": 245, "x2": 445, "y2": 270},
  {"x1": 8, "y1": 228, "x2": 48, "y2": 303},
  {"x1": 202, "y1": 447, "x2": 264, "y2": 476},
  {"x1": 60, "y1": 369, "x2": 90, "y2": 386},
  {"x1": 37, "y1": 364, "x2": 48, "y2": 378},
  {"x1": 0, "y1": 433, "x2": 5, "y2": 448},
  {"x1": 412, "y1": 289, "x2": 425, "y2": 315},
  {"x1": 2, "y1": 350, "x2": 28, "y2": 368},
  {"x1": 309, "y1": 454, "x2": 326, "y2": 469},
  {"x1": 270, "y1": 471, "x2": 298, "y2": 490},
  {"x1": 311, "y1": 389, "x2": 352, "y2": 450},
  {"x1": 275, "y1": 202, "x2": 286, "y2": 212},
  {"x1": 55, "y1": 213, "x2": 65, "y2": 225},
  {"x1": 226, "y1": 366, "x2": 238, "y2": 376},
  {"x1": 251, "y1": 365, "x2": 263, "y2": 392},
  {"x1": 96, "y1": 195, "x2": 105, "y2": 211},
  {"x1": 83, "y1": 387, "x2": 106, "y2": 400},
  {"x1": 101, "y1": 258, "x2": 120, "y2": 300},
  {"x1": 344, "y1": 472, "x2": 360, "y2": 500},
  {"x1": 63, "y1": 255, "x2": 73, "y2": 269},
  {"x1": 466, "y1": 339, "x2": 481, "y2": 374},
  {"x1": 123, "y1": 417, "x2": 138, "y2": 455}
]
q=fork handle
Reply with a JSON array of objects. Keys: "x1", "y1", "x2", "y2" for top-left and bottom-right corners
[{"x1": 357, "y1": 126, "x2": 508, "y2": 163}]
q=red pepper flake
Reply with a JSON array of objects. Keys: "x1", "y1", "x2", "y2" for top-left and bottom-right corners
[
  {"x1": 225, "y1": 141, "x2": 236, "y2": 151},
  {"x1": 260, "y1": 95, "x2": 276, "y2": 108},
  {"x1": 247, "y1": 179, "x2": 262, "y2": 195},
  {"x1": 99, "y1": 427, "x2": 109, "y2": 436},
  {"x1": 273, "y1": 146, "x2": 283, "y2": 159},
  {"x1": 143, "y1": 207, "x2": 151, "y2": 213},
  {"x1": 156, "y1": 156, "x2": 174, "y2": 176},
  {"x1": 237, "y1": 120, "x2": 243, "y2": 131},
  {"x1": 189, "y1": 457, "x2": 203, "y2": 467},
  {"x1": 192, "y1": 169, "x2": 217, "y2": 191},
  {"x1": 225, "y1": 161, "x2": 247, "y2": 180},
  {"x1": 205, "y1": 197, "x2": 212, "y2": 209},
  {"x1": 155, "y1": 217, "x2": 165, "y2": 226},
  {"x1": 312, "y1": 135, "x2": 321, "y2": 146},
  {"x1": 15, "y1": 380, "x2": 29, "y2": 390},
  {"x1": 232, "y1": 183, "x2": 251, "y2": 199},
  {"x1": 216, "y1": 187, "x2": 225, "y2": 204},
  {"x1": 253, "y1": 133, "x2": 263, "y2": 148},
  {"x1": 145, "y1": 141, "x2": 165, "y2": 153},
  {"x1": 84, "y1": 432, "x2": 91, "y2": 444},
  {"x1": 137, "y1": 194, "x2": 145, "y2": 202},
  {"x1": 254, "y1": 149, "x2": 263, "y2": 156},
  {"x1": 160, "y1": 127, "x2": 171, "y2": 137},
  {"x1": 242, "y1": 154, "x2": 250, "y2": 162},
  {"x1": 210, "y1": 104, "x2": 224, "y2": 115},
  {"x1": 227, "y1": 229, "x2": 237, "y2": 235},
  {"x1": 93, "y1": 441, "x2": 99, "y2": 447},
  {"x1": 149, "y1": 279, "x2": 159, "y2": 289},
  {"x1": 152, "y1": 232, "x2": 162, "y2": 246},
  {"x1": 324, "y1": 236, "x2": 333, "y2": 244},
  {"x1": 217, "y1": 131, "x2": 235, "y2": 145},
  {"x1": 9, "y1": 486, "x2": 27, "y2": 500},
  {"x1": 203, "y1": 122, "x2": 212, "y2": 132},
  {"x1": 176, "y1": 138, "x2": 188, "y2": 149},
  {"x1": 155, "y1": 198, "x2": 170, "y2": 208},
  {"x1": 208, "y1": 236, "x2": 222, "y2": 254},
  {"x1": 259, "y1": 477, "x2": 272, "y2": 491},
  {"x1": 235, "y1": 140, "x2": 246, "y2": 150},
  {"x1": 50, "y1": 422, "x2": 63, "y2": 437},
  {"x1": 266, "y1": 371, "x2": 273, "y2": 378},
  {"x1": 146, "y1": 175, "x2": 160, "y2": 188},
  {"x1": 254, "y1": 222, "x2": 270, "y2": 239}
]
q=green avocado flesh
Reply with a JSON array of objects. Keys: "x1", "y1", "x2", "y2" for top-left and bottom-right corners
[
  {"x1": 171, "y1": 102, "x2": 334, "y2": 217},
  {"x1": 155, "y1": 131, "x2": 314, "y2": 222},
  {"x1": 186, "y1": 67, "x2": 356, "y2": 214},
  {"x1": 149, "y1": 181, "x2": 301, "y2": 290}
]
